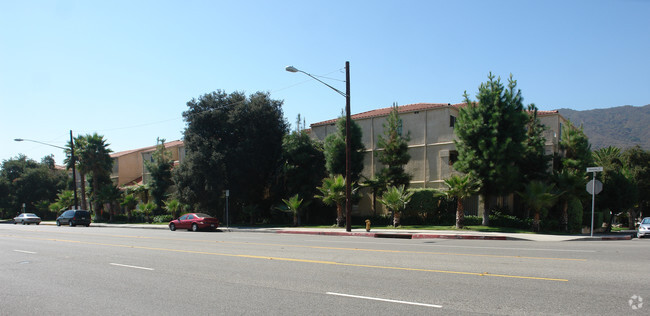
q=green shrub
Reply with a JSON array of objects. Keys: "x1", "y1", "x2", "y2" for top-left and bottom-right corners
[
  {"x1": 489, "y1": 211, "x2": 531, "y2": 229},
  {"x1": 402, "y1": 189, "x2": 454, "y2": 224},
  {"x1": 464, "y1": 215, "x2": 482, "y2": 226},
  {"x1": 567, "y1": 197, "x2": 583, "y2": 232},
  {"x1": 153, "y1": 215, "x2": 174, "y2": 223}
]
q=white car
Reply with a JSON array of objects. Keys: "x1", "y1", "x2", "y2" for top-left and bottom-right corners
[
  {"x1": 638, "y1": 217, "x2": 650, "y2": 238},
  {"x1": 13, "y1": 213, "x2": 41, "y2": 225}
]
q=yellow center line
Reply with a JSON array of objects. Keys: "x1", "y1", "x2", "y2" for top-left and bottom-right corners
[
  {"x1": 1, "y1": 234, "x2": 569, "y2": 282},
  {"x1": 14, "y1": 230, "x2": 586, "y2": 262}
]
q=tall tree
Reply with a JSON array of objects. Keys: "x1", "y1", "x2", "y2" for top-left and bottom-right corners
[
  {"x1": 78, "y1": 133, "x2": 113, "y2": 218},
  {"x1": 281, "y1": 130, "x2": 326, "y2": 207},
  {"x1": 323, "y1": 116, "x2": 365, "y2": 183},
  {"x1": 593, "y1": 146, "x2": 636, "y2": 232},
  {"x1": 622, "y1": 146, "x2": 650, "y2": 227},
  {"x1": 444, "y1": 174, "x2": 480, "y2": 229},
  {"x1": 0, "y1": 155, "x2": 67, "y2": 217},
  {"x1": 175, "y1": 90, "x2": 288, "y2": 220},
  {"x1": 454, "y1": 73, "x2": 528, "y2": 225},
  {"x1": 552, "y1": 169, "x2": 584, "y2": 232},
  {"x1": 145, "y1": 138, "x2": 174, "y2": 215},
  {"x1": 316, "y1": 175, "x2": 347, "y2": 227},
  {"x1": 558, "y1": 120, "x2": 593, "y2": 173},
  {"x1": 517, "y1": 181, "x2": 557, "y2": 232},
  {"x1": 376, "y1": 103, "x2": 412, "y2": 189},
  {"x1": 66, "y1": 135, "x2": 89, "y2": 210},
  {"x1": 520, "y1": 104, "x2": 551, "y2": 183}
]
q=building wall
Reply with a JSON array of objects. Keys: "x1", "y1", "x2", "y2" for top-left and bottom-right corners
[
  {"x1": 111, "y1": 151, "x2": 144, "y2": 186},
  {"x1": 311, "y1": 105, "x2": 566, "y2": 217},
  {"x1": 110, "y1": 142, "x2": 185, "y2": 187}
]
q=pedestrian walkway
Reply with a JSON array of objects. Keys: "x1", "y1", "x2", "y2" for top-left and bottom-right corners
[{"x1": 37, "y1": 221, "x2": 633, "y2": 241}]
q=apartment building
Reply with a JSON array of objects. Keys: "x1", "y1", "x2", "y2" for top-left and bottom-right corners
[
  {"x1": 310, "y1": 103, "x2": 567, "y2": 216},
  {"x1": 110, "y1": 140, "x2": 185, "y2": 187}
]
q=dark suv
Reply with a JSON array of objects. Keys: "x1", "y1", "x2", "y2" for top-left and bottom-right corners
[{"x1": 56, "y1": 210, "x2": 91, "y2": 227}]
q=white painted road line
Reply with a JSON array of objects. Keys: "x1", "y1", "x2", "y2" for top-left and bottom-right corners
[
  {"x1": 109, "y1": 263, "x2": 154, "y2": 271},
  {"x1": 14, "y1": 250, "x2": 36, "y2": 254},
  {"x1": 326, "y1": 292, "x2": 442, "y2": 308}
]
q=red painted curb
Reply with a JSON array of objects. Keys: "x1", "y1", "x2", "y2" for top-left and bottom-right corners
[
  {"x1": 277, "y1": 231, "x2": 377, "y2": 237},
  {"x1": 412, "y1": 234, "x2": 508, "y2": 240},
  {"x1": 275, "y1": 230, "x2": 508, "y2": 240}
]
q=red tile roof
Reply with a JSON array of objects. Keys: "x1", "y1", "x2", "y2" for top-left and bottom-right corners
[
  {"x1": 311, "y1": 103, "x2": 559, "y2": 127},
  {"x1": 111, "y1": 140, "x2": 184, "y2": 158}
]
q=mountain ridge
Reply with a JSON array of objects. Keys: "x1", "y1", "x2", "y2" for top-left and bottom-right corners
[{"x1": 557, "y1": 104, "x2": 650, "y2": 150}]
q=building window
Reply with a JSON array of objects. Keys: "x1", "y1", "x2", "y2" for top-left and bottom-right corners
[
  {"x1": 450, "y1": 115, "x2": 456, "y2": 128},
  {"x1": 449, "y1": 150, "x2": 458, "y2": 166}
]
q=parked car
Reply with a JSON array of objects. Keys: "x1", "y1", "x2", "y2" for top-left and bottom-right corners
[
  {"x1": 13, "y1": 213, "x2": 41, "y2": 225},
  {"x1": 637, "y1": 217, "x2": 650, "y2": 238},
  {"x1": 169, "y1": 213, "x2": 219, "y2": 232},
  {"x1": 56, "y1": 210, "x2": 91, "y2": 227}
]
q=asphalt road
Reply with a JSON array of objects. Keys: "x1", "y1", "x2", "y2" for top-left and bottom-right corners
[{"x1": 1, "y1": 224, "x2": 648, "y2": 315}]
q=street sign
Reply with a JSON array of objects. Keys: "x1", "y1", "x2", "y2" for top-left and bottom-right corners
[
  {"x1": 587, "y1": 167, "x2": 603, "y2": 172},
  {"x1": 586, "y1": 179, "x2": 603, "y2": 195}
]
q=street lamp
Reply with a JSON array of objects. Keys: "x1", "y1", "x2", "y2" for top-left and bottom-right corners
[
  {"x1": 14, "y1": 130, "x2": 78, "y2": 210},
  {"x1": 286, "y1": 62, "x2": 352, "y2": 232}
]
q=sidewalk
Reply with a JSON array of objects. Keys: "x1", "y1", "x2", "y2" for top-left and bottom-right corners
[{"x1": 38, "y1": 221, "x2": 633, "y2": 241}]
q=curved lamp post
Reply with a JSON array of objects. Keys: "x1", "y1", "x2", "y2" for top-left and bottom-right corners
[
  {"x1": 14, "y1": 130, "x2": 78, "y2": 210},
  {"x1": 286, "y1": 62, "x2": 352, "y2": 232}
]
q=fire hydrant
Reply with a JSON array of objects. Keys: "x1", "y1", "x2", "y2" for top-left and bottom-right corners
[{"x1": 365, "y1": 219, "x2": 371, "y2": 232}]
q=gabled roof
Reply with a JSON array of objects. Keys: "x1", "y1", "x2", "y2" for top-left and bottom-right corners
[
  {"x1": 310, "y1": 102, "x2": 560, "y2": 127},
  {"x1": 111, "y1": 140, "x2": 184, "y2": 158}
]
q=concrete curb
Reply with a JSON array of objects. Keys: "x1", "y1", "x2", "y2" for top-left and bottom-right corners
[{"x1": 36, "y1": 221, "x2": 634, "y2": 241}]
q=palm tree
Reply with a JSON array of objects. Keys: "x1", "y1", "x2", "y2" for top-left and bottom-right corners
[
  {"x1": 66, "y1": 136, "x2": 89, "y2": 210},
  {"x1": 517, "y1": 181, "x2": 557, "y2": 232},
  {"x1": 378, "y1": 185, "x2": 414, "y2": 227},
  {"x1": 361, "y1": 176, "x2": 386, "y2": 217},
  {"x1": 552, "y1": 169, "x2": 583, "y2": 232},
  {"x1": 316, "y1": 175, "x2": 347, "y2": 227},
  {"x1": 163, "y1": 198, "x2": 182, "y2": 219},
  {"x1": 121, "y1": 194, "x2": 138, "y2": 222},
  {"x1": 443, "y1": 174, "x2": 480, "y2": 229},
  {"x1": 79, "y1": 133, "x2": 113, "y2": 218},
  {"x1": 279, "y1": 194, "x2": 304, "y2": 226},
  {"x1": 137, "y1": 202, "x2": 155, "y2": 223}
]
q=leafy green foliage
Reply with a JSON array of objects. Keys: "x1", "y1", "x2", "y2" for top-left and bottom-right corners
[
  {"x1": 378, "y1": 185, "x2": 414, "y2": 227},
  {"x1": 559, "y1": 120, "x2": 593, "y2": 173},
  {"x1": 454, "y1": 73, "x2": 528, "y2": 225},
  {"x1": 175, "y1": 90, "x2": 288, "y2": 219},
  {"x1": 316, "y1": 175, "x2": 347, "y2": 227},
  {"x1": 77, "y1": 133, "x2": 114, "y2": 217},
  {"x1": 323, "y1": 116, "x2": 365, "y2": 183},
  {"x1": 376, "y1": 103, "x2": 412, "y2": 188},
  {"x1": 145, "y1": 138, "x2": 174, "y2": 215},
  {"x1": 162, "y1": 198, "x2": 183, "y2": 218},
  {"x1": 517, "y1": 181, "x2": 557, "y2": 232},
  {"x1": 520, "y1": 104, "x2": 552, "y2": 183},
  {"x1": 0, "y1": 154, "x2": 67, "y2": 219},
  {"x1": 593, "y1": 146, "x2": 636, "y2": 231},
  {"x1": 278, "y1": 194, "x2": 304, "y2": 226},
  {"x1": 444, "y1": 174, "x2": 480, "y2": 228},
  {"x1": 281, "y1": 130, "x2": 325, "y2": 204}
]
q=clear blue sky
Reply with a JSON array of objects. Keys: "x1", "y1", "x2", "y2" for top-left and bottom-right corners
[{"x1": 2, "y1": 0, "x2": 648, "y2": 165}]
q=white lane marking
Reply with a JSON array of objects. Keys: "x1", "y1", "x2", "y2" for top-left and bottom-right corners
[
  {"x1": 326, "y1": 292, "x2": 442, "y2": 308},
  {"x1": 307, "y1": 240, "x2": 596, "y2": 253},
  {"x1": 14, "y1": 250, "x2": 36, "y2": 254},
  {"x1": 109, "y1": 263, "x2": 154, "y2": 271}
]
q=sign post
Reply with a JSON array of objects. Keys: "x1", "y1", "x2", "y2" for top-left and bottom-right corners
[{"x1": 586, "y1": 167, "x2": 603, "y2": 237}]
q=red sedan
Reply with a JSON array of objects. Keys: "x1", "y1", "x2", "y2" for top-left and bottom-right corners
[{"x1": 169, "y1": 213, "x2": 219, "y2": 232}]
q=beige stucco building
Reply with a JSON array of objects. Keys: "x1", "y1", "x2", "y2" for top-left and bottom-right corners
[
  {"x1": 310, "y1": 103, "x2": 568, "y2": 216},
  {"x1": 110, "y1": 140, "x2": 185, "y2": 187}
]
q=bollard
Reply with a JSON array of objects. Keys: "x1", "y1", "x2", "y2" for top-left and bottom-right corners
[{"x1": 365, "y1": 219, "x2": 371, "y2": 232}]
